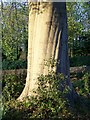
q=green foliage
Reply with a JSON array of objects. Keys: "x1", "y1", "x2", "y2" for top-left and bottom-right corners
[
  {"x1": 67, "y1": 3, "x2": 90, "y2": 57},
  {"x1": 1, "y1": 2, "x2": 28, "y2": 61},
  {"x1": 1, "y1": 73, "x2": 26, "y2": 120},
  {"x1": 71, "y1": 72, "x2": 90, "y2": 119},
  {"x1": 73, "y1": 72, "x2": 90, "y2": 96},
  {"x1": 67, "y1": 3, "x2": 83, "y2": 43},
  {"x1": 30, "y1": 72, "x2": 70, "y2": 118},
  {"x1": 2, "y1": 72, "x2": 71, "y2": 120},
  {"x1": 1, "y1": 70, "x2": 90, "y2": 120},
  {"x1": 2, "y1": 59, "x2": 27, "y2": 70},
  {"x1": 2, "y1": 74, "x2": 26, "y2": 101},
  {"x1": 72, "y1": 32, "x2": 90, "y2": 56},
  {"x1": 70, "y1": 56, "x2": 90, "y2": 67}
]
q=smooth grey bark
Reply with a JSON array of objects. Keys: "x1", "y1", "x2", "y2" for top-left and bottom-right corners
[{"x1": 18, "y1": 2, "x2": 72, "y2": 101}]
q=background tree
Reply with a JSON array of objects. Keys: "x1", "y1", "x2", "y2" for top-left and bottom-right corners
[
  {"x1": 1, "y1": 2, "x2": 28, "y2": 69},
  {"x1": 67, "y1": 2, "x2": 90, "y2": 57}
]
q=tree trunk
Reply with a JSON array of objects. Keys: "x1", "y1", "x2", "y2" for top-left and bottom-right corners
[{"x1": 18, "y1": 2, "x2": 72, "y2": 101}]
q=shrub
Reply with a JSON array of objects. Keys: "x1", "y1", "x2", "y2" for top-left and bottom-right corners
[
  {"x1": 2, "y1": 59, "x2": 27, "y2": 70},
  {"x1": 73, "y1": 72, "x2": 90, "y2": 96},
  {"x1": 2, "y1": 74, "x2": 26, "y2": 101},
  {"x1": 2, "y1": 72, "x2": 71, "y2": 120},
  {"x1": 2, "y1": 73, "x2": 26, "y2": 120},
  {"x1": 29, "y1": 72, "x2": 71, "y2": 119}
]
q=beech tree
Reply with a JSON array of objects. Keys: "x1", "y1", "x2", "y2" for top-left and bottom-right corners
[{"x1": 18, "y1": 2, "x2": 72, "y2": 101}]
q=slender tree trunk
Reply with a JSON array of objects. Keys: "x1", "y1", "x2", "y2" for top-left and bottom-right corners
[{"x1": 18, "y1": 2, "x2": 72, "y2": 101}]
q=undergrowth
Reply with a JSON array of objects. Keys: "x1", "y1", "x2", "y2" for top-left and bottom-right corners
[{"x1": 1, "y1": 70, "x2": 90, "y2": 120}]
